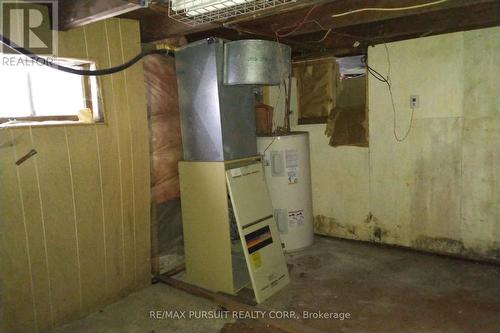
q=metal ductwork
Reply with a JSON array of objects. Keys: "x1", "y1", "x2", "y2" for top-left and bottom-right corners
[{"x1": 175, "y1": 38, "x2": 291, "y2": 161}]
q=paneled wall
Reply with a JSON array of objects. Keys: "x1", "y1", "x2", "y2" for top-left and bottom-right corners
[
  {"x1": 0, "y1": 18, "x2": 151, "y2": 332},
  {"x1": 367, "y1": 27, "x2": 499, "y2": 260},
  {"x1": 269, "y1": 26, "x2": 500, "y2": 263}
]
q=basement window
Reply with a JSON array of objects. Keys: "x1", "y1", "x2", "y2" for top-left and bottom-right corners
[
  {"x1": 294, "y1": 57, "x2": 336, "y2": 124},
  {"x1": 294, "y1": 55, "x2": 368, "y2": 147},
  {"x1": 326, "y1": 55, "x2": 368, "y2": 147},
  {"x1": 0, "y1": 54, "x2": 102, "y2": 125}
]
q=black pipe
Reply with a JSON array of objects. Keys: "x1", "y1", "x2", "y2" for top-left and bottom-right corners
[{"x1": 0, "y1": 34, "x2": 175, "y2": 76}]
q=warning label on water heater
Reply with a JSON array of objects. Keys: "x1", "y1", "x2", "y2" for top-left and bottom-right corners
[
  {"x1": 285, "y1": 149, "x2": 299, "y2": 184},
  {"x1": 288, "y1": 209, "x2": 305, "y2": 228},
  {"x1": 285, "y1": 149, "x2": 299, "y2": 168}
]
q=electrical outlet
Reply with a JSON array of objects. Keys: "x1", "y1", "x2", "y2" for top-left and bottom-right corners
[{"x1": 410, "y1": 95, "x2": 419, "y2": 108}]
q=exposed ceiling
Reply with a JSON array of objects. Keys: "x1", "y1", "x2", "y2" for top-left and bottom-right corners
[{"x1": 60, "y1": 0, "x2": 500, "y2": 59}]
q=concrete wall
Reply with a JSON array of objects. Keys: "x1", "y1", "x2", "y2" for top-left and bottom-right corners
[
  {"x1": 270, "y1": 26, "x2": 500, "y2": 263},
  {"x1": 0, "y1": 19, "x2": 151, "y2": 332}
]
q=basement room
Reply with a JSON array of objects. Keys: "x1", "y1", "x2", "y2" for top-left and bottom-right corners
[{"x1": 0, "y1": 0, "x2": 499, "y2": 332}]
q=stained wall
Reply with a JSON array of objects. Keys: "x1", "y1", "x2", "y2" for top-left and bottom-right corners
[
  {"x1": 269, "y1": 26, "x2": 500, "y2": 262},
  {"x1": 0, "y1": 18, "x2": 151, "y2": 332}
]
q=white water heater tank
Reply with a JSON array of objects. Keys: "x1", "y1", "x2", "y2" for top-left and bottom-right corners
[{"x1": 257, "y1": 132, "x2": 314, "y2": 251}]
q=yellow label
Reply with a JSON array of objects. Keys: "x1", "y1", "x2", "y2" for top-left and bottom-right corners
[{"x1": 250, "y1": 252, "x2": 262, "y2": 270}]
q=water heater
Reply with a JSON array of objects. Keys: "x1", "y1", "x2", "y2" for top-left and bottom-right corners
[{"x1": 257, "y1": 132, "x2": 314, "y2": 251}]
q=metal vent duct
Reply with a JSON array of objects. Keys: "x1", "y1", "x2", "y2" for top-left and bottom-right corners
[
  {"x1": 223, "y1": 40, "x2": 291, "y2": 86},
  {"x1": 175, "y1": 38, "x2": 291, "y2": 161}
]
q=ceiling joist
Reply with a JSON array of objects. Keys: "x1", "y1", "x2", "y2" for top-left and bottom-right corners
[
  {"x1": 183, "y1": 0, "x2": 500, "y2": 58},
  {"x1": 115, "y1": 0, "x2": 500, "y2": 58},
  {"x1": 59, "y1": 0, "x2": 144, "y2": 30}
]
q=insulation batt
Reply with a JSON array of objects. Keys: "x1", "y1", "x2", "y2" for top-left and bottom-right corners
[{"x1": 144, "y1": 37, "x2": 186, "y2": 203}]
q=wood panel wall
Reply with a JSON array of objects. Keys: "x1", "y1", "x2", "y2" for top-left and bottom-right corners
[
  {"x1": 281, "y1": 27, "x2": 500, "y2": 264},
  {"x1": 0, "y1": 18, "x2": 151, "y2": 333}
]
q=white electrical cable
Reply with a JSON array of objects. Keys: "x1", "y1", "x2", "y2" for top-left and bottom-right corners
[
  {"x1": 0, "y1": 120, "x2": 17, "y2": 130},
  {"x1": 384, "y1": 44, "x2": 414, "y2": 142},
  {"x1": 331, "y1": 0, "x2": 449, "y2": 18}
]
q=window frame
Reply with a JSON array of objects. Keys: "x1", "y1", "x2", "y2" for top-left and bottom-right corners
[
  {"x1": 0, "y1": 55, "x2": 103, "y2": 125},
  {"x1": 293, "y1": 57, "x2": 337, "y2": 125}
]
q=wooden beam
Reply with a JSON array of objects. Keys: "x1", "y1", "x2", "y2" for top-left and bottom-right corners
[
  {"x1": 184, "y1": 0, "x2": 500, "y2": 58},
  {"x1": 229, "y1": 0, "x2": 500, "y2": 37},
  {"x1": 118, "y1": 0, "x2": 500, "y2": 57},
  {"x1": 120, "y1": 4, "x2": 220, "y2": 42},
  {"x1": 156, "y1": 274, "x2": 328, "y2": 333},
  {"x1": 128, "y1": 1, "x2": 324, "y2": 42},
  {"x1": 59, "y1": 0, "x2": 143, "y2": 30},
  {"x1": 291, "y1": 0, "x2": 500, "y2": 57},
  {"x1": 125, "y1": 0, "x2": 500, "y2": 43},
  {"x1": 221, "y1": 0, "x2": 325, "y2": 26},
  {"x1": 185, "y1": 26, "x2": 313, "y2": 50}
]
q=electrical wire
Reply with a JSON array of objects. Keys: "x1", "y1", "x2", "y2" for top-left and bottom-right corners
[
  {"x1": 331, "y1": 0, "x2": 449, "y2": 18},
  {"x1": 311, "y1": 19, "x2": 367, "y2": 41},
  {"x1": 306, "y1": 20, "x2": 367, "y2": 46},
  {"x1": 274, "y1": 8, "x2": 366, "y2": 45},
  {"x1": 363, "y1": 46, "x2": 415, "y2": 142},
  {"x1": 273, "y1": 31, "x2": 292, "y2": 133},
  {"x1": 0, "y1": 34, "x2": 175, "y2": 76},
  {"x1": 384, "y1": 44, "x2": 415, "y2": 142},
  {"x1": 366, "y1": 63, "x2": 389, "y2": 84},
  {"x1": 389, "y1": 84, "x2": 416, "y2": 142},
  {"x1": 275, "y1": 5, "x2": 318, "y2": 38},
  {"x1": 312, "y1": 28, "x2": 332, "y2": 43},
  {"x1": 0, "y1": 120, "x2": 17, "y2": 130},
  {"x1": 262, "y1": 136, "x2": 277, "y2": 155},
  {"x1": 260, "y1": 37, "x2": 288, "y2": 156}
]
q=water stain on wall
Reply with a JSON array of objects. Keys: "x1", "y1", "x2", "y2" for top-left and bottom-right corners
[
  {"x1": 412, "y1": 236, "x2": 500, "y2": 264},
  {"x1": 413, "y1": 236, "x2": 467, "y2": 255},
  {"x1": 314, "y1": 214, "x2": 389, "y2": 244},
  {"x1": 315, "y1": 215, "x2": 500, "y2": 264},
  {"x1": 314, "y1": 215, "x2": 356, "y2": 239}
]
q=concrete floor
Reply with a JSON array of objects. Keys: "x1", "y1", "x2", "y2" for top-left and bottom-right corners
[
  {"x1": 52, "y1": 283, "x2": 233, "y2": 333},
  {"x1": 54, "y1": 236, "x2": 500, "y2": 333}
]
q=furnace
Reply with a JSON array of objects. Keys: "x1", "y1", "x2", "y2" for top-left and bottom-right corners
[{"x1": 175, "y1": 38, "x2": 291, "y2": 303}]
